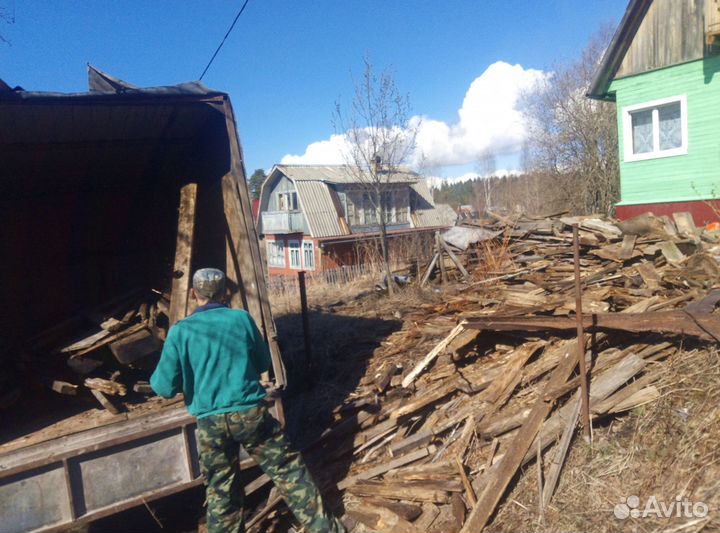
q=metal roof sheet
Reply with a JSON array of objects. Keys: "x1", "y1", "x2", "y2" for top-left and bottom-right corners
[
  {"x1": 276, "y1": 164, "x2": 420, "y2": 184},
  {"x1": 414, "y1": 203, "x2": 458, "y2": 228},
  {"x1": 295, "y1": 180, "x2": 349, "y2": 238}
]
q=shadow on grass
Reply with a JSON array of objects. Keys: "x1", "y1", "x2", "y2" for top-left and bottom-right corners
[{"x1": 274, "y1": 308, "x2": 403, "y2": 509}]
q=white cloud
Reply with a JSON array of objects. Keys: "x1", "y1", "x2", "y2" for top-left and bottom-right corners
[
  {"x1": 280, "y1": 134, "x2": 349, "y2": 165},
  {"x1": 280, "y1": 61, "x2": 548, "y2": 177}
]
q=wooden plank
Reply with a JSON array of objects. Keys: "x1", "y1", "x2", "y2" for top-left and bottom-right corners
[
  {"x1": 109, "y1": 328, "x2": 161, "y2": 364},
  {"x1": 609, "y1": 386, "x2": 660, "y2": 413},
  {"x1": 385, "y1": 460, "x2": 456, "y2": 481},
  {"x1": 90, "y1": 389, "x2": 121, "y2": 415},
  {"x1": 60, "y1": 330, "x2": 111, "y2": 353},
  {"x1": 542, "y1": 396, "x2": 581, "y2": 507},
  {"x1": 346, "y1": 480, "x2": 451, "y2": 504},
  {"x1": 455, "y1": 457, "x2": 477, "y2": 506},
  {"x1": 51, "y1": 381, "x2": 78, "y2": 395},
  {"x1": 436, "y1": 232, "x2": 447, "y2": 283},
  {"x1": 402, "y1": 323, "x2": 466, "y2": 388},
  {"x1": 168, "y1": 183, "x2": 198, "y2": 326},
  {"x1": 337, "y1": 446, "x2": 434, "y2": 490},
  {"x1": 460, "y1": 342, "x2": 579, "y2": 532},
  {"x1": 69, "y1": 323, "x2": 147, "y2": 359},
  {"x1": 635, "y1": 262, "x2": 661, "y2": 289},
  {"x1": 463, "y1": 311, "x2": 719, "y2": 341},
  {"x1": 221, "y1": 169, "x2": 287, "y2": 421},
  {"x1": 618, "y1": 234, "x2": 637, "y2": 260},
  {"x1": 393, "y1": 379, "x2": 462, "y2": 419},
  {"x1": 482, "y1": 341, "x2": 544, "y2": 406},
  {"x1": 658, "y1": 241, "x2": 686, "y2": 264},
  {"x1": 420, "y1": 253, "x2": 439, "y2": 286},
  {"x1": 591, "y1": 370, "x2": 661, "y2": 415},
  {"x1": 440, "y1": 237, "x2": 470, "y2": 279},
  {"x1": 672, "y1": 212, "x2": 698, "y2": 237},
  {"x1": 85, "y1": 378, "x2": 127, "y2": 396}
]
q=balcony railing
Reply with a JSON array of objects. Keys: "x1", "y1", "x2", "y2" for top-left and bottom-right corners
[{"x1": 262, "y1": 210, "x2": 304, "y2": 234}]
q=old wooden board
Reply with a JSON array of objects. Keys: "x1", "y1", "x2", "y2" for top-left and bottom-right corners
[
  {"x1": 168, "y1": 183, "x2": 198, "y2": 326},
  {"x1": 463, "y1": 311, "x2": 720, "y2": 341}
]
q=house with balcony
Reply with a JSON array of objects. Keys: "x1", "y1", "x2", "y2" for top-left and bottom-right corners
[
  {"x1": 588, "y1": 0, "x2": 720, "y2": 224},
  {"x1": 257, "y1": 164, "x2": 457, "y2": 276}
]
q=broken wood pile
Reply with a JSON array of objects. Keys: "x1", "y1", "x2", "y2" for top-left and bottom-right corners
[
  {"x1": 294, "y1": 211, "x2": 720, "y2": 533},
  {"x1": 20, "y1": 289, "x2": 172, "y2": 414}
]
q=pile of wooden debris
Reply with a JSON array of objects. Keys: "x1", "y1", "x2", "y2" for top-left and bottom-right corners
[
  {"x1": 16, "y1": 289, "x2": 171, "y2": 414},
  {"x1": 260, "y1": 211, "x2": 720, "y2": 533}
]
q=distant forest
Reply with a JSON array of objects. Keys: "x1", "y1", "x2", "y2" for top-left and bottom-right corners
[{"x1": 431, "y1": 172, "x2": 570, "y2": 216}]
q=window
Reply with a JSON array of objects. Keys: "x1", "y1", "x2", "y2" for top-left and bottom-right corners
[
  {"x1": 277, "y1": 191, "x2": 298, "y2": 211},
  {"x1": 622, "y1": 95, "x2": 687, "y2": 162},
  {"x1": 288, "y1": 240, "x2": 301, "y2": 269},
  {"x1": 267, "y1": 240, "x2": 285, "y2": 267},
  {"x1": 362, "y1": 193, "x2": 377, "y2": 225},
  {"x1": 302, "y1": 241, "x2": 315, "y2": 270}
]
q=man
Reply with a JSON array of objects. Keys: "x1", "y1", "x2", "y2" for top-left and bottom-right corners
[{"x1": 151, "y1": 268, "x2": 345, "y2": 533}]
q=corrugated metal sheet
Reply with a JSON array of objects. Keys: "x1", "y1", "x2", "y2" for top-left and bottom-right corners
[
  {"x1": 414, "y1": 203, "x2": 458, "y2": 228},
  {"x1": 410, "y1": 180, "x2": 435, "y2": 204},
  {"x1": 276, "y1": 164, "x2": 419, "y2": 184},
  {"x1": 295, "y1": 181, "x2": 349, "y2": 238}
]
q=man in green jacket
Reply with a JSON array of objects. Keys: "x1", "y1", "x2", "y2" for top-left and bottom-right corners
[{"x1": 151, "y1": 268, "x2": 344, "y2": 533}]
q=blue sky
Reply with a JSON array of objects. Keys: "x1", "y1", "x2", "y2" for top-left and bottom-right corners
[{"x1": 1, "y1": 1, "x2": 629, "y2": 180}]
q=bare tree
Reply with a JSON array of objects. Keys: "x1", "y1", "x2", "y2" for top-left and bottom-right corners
[
  {"x1": 475, "y1": 147, "x2": 497, "y2": 213},
  {"x1": 523, "y1": 26, "x2": 619, "y2": 215},
  {"x1": 333, "y1": 57, "x2": 418, "y2": 294}
]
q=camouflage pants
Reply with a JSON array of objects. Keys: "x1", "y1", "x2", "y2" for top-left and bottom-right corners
[{"x1": 197, "y1": 404, "x2": 345, "y2": 533}]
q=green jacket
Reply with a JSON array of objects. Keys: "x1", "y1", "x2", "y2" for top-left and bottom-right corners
[{"x1": 150, "y1": 304, "x2": 270, "y2": 418}]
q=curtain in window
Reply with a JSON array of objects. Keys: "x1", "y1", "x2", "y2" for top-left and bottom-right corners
[
  {"x1": 631, "y1": 109, "x2": 653, "y2": 154},
  {"x1": 658, "y1": 103, "x2": 682, "y2": 150}
]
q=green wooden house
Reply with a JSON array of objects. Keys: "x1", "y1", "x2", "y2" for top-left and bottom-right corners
[{"x1": 589, "y1": 0, "x2": 720, "y2": 224}]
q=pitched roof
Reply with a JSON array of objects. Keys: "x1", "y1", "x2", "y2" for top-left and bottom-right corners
[
  {"x1": 294, "y1": 180, "x2": 348, "y2": 238},
  {"x1": 275, "y1": 164, "x2": 421, "y2": 184},
  {"x1": 587, "y1": 0, "x2": 653, "y2": 100},
  {"x1": 262, "y1": 164, "x2": 455, "y2": 238}
]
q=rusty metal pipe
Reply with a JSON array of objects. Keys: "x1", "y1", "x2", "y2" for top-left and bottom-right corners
[{"x1": 572, "y1": 224, "x2": 591, "y2": 440}]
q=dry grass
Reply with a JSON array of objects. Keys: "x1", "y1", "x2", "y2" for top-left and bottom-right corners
[
  {"x1": 268, "y1": 274, "x2": 378, "y2": 317},
  {"x1": 489, "y1": 347, "x2": 720, "y2": 533},
  {"x1": 471, "y1": 232, "x2": 516, "y2": 286}
]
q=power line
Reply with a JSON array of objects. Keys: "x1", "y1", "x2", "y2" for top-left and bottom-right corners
[{"x1": 199, "y1": 0, "x2": 251, "y2": 81}]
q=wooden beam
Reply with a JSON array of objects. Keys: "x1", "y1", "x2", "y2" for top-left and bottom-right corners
[
  {"x1": 542, "y1": 396, "x2": 581, "y2": 507},
  {"x1": 463, "y1": 311, "x2": 720, "y2": 341},
  {"x1": 337, "y1": 446, "x2": 434, "y2": 490},
  {"x1": 402, "y1": 322, "x2": 466, "y2": 388},
  {"x1": 168, "y1": 183, "x2": 198, "y2": 326},
  {"x1": 440, "y1": 237, "x2": 470, "y2": 279}
]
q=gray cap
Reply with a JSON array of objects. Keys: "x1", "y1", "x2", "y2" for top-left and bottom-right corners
[{"x1": 192, "y1": 268, "x2": 226, "y2": 300}]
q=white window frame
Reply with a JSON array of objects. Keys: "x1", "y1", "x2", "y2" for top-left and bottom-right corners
[
  {"x1": 302, "y1": 241, "x2": 315, "y2": 270},
  {"x1": 277, "y1": 191, "x2": 298, "y2": 211},
  {"x1": 288, "y1": 239, "x2": 301, "y2": 269},
  {"x1": 622, "y1": 95, "x2": 688, "y2": 162},
  {"x1": 266, "y1": 240, "x2": 285, "y2": 267}
]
